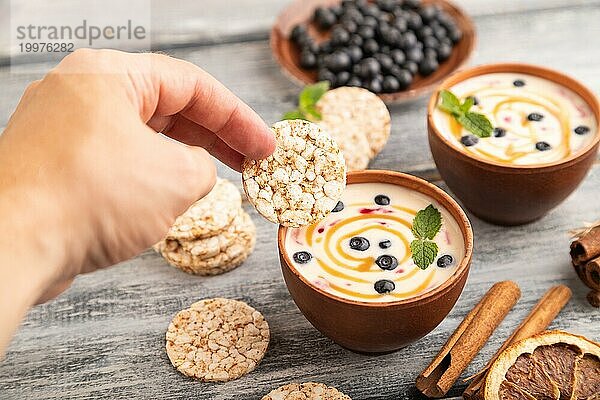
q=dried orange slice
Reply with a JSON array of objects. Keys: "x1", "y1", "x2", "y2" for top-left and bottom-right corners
[{"x1": 484, "y1": 330, "x2": 600, "y2": 400}]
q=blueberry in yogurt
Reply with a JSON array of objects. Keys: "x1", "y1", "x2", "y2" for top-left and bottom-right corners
[
  {"x1": 379, "y1": 239, "x2": 392, "y2": 249},
  {"x1": 349, "y1": 236, "x2": 370, "y2": 251},
  {"x1": 293, "y1": 251, "x2": 313, "y2": 264},
  {"x1": 374, "y1": 279, "x2": 395, "y2": 294},
  {"x1": 332, "y1": 201, "x2": 345, "y2": 212},
  {"x1": 374, "y1": 194, "x2": 390, "y2": 205},
  {"x1": 527, "y1": 113, "x2": 544, "y2": 122},
  {"x1": 460, "y1": 135, "x2": 479, "y2": 147},
  {"x1": 437, "y1": 254, "x2": 453, "y2": 268},
  {"x1": 376, "y1": 255, "x2": 398, "y2": 270},
  {"x1": 536, "y1": 141, "x2": 552, "y2": 151},
  {"x1": 575, "y1": 125, "x2": 590, "y2": 135}
]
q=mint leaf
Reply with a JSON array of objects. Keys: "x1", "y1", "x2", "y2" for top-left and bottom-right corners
[
  {"x1": 410, "y1": 239, "x2": 439, "y2": 270},
  {"x1": 282, "y1": 81, "x2": 330, "y2": 122},
  {"x1": 457, "y1": 111, "x2": 493, "y2": 138},
  {"x1": 282, "y1": 110, "x2": 306, "y2": 120},
  {"x1": 299, "y1": 81, "x2": 330, "y2": 117},
  {"x1": 440, "y1": 90, "x2": 460, "y2": 108},
  {"x1": 460, "y1": 96, "x2": 474, "y2": 113},
  {"x1": 411, "y1": 204, "x2": 442, "y2": 240},
  {"x1": 438, "y1": 89, "x2": 494, "y2": 139}
]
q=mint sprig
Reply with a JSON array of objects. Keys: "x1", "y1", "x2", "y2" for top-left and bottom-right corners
[
  {"x1": 282, "y1": 81, "x2": 330, "y2": 121},
  {"x1": 410, "y1": 205, "x2": 442, "y2": 270},
  {"x1": 438, "y1": 90, "x2": 493, "y2": 138}
]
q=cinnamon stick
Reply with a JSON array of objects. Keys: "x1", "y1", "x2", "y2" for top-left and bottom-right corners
[
  {"x1": 416, "y1": 281, "x2": 521, "y2": 398},
  {"x1": 583, "y1": 257, "x2": 600, "y2": 307},
  {"x1": 570, "y1": 225, "x2": 600, "y2": 265},
  {"x1": 462, "y1": 285, "x2": 572, "y2": 400}
]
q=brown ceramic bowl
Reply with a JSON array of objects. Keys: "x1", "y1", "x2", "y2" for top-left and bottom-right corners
[
  {"x1": 270, "y1": 0, "x2": 476, "y2": 103},
  {"x1": 428, "y1": 63, "x2": 600, "y2": 226},
  {"x1": 277, "y1": 170, "x2": 473, "y2": 353}
]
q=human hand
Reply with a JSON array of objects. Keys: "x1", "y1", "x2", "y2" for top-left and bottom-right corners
[{"x1": 0, "y1": 49, "x2": 275, "y2": 309}]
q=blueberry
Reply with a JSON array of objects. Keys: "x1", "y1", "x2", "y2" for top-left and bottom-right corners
[
  {"x1": 374, "y1": 279, "x2": 396, "y2": 294},
  {"x1": 390, "y1": 49, "x2": 406, "y2": 65},
  {"x1": 377, "y1": 0, "x2": 397, "y2": 12},
  {"x1": 419, "y1": 56, "x2": 439, "y2": 76},
  {"x1": 336, "y1": 71, "x2": 351, "y2": 86},
  {"x1": 361, "y1": 15, "x2": 379, "y2": 29},
  {"x1": 401, "y1": 31, "x2": 418, "y2": 49},
  {"x1": 293, "y1": 251, "x2": 312, "y2": 264},
  {"x1": 290, "y1": 25, "x2": 307, "y2": 43},
  {"x1": 329, "y1": 4, "x2": 344, "y2": 18},
  {"x1": 423, "y1": 36, "x2": 439, "y2": 49},
  {"x1": 302, "y1": 41, "x2": 319, "y2": 54},
  {"x1": 300, "y1": 51, "x2": 317, "y2": 69},
  {"x1": 326, "y1": 51, "x2": 351, "y2": 72},
  {"x1": 382, "y1": 75, "x2": 400, "y2": 93},
  {"x1": 363, "y1": 38, "x2": 380, "y2": 55},
  {"x1": 347, "y1": 76, "x2": 362, "y2": 87},
  {"x1": 379, "y1": 239, "x2": 392, "y2": 249},
  {"x1": 341, "y1": 19, "x2": 358, "y2": 33},
  {"x1": 437, "y1": 254, "x2": 453, "y2": 268},
  {"x1": 382, "y1": 27, "x2": 402, "y2": 46},
  {"x1": 403, "y1": 0, "x2": 422, "y2": 10},
  {"x1": 433, "y1": 25, "x2": 448, "y2": 41},
  {"x1": 447, "y1": 26, "x2": 463, "y2": 43},
  {"x1": 406, "y1": 11, "x2": 423, "y2": 30},
  {"x1": 375, "y1": 53, "x2": 394, "y2": 71},
  {"x1": 391, "y1": 67, "x2": 413, "y2": 89},
  {"x1": 358, "y1": 57, "x2": 381, "y2": 78},
  {"x1": 575, "y1": 125, "x2": 590, "y2": 135},
  {"x1": 331, "y1": 27, "x2": 351, "y2": 47},
  {"x1": 349, "y1": 34, "x2": 364, "y2": 47},
  {"x1": 404, "y1": 61, "x2": 419, "y2": 75},
  {"x1": 513, "y1": 79, "x2": 526, "y2": 87},
  {"x1": 349, "y1": 236, "x2": 370, "y2": 251},
  {"x1": 376, "y1": 255, "x2": 399, "y2": 270},
  {"x1": 317, "y1": 68, "x2": 336, "y2": 85},
  {"x1": 332, "y1": 201, "x2": 345, "y2": 212},
  {"x1": 406, "y1": 47, "x2": 424, "y2": 63},
  {"x1": 536, "y1": 141, "x2": 552, "y2": 151},
  {"x1": 493, "y1": 127, "x2": 507, "y2": 137},
  {"x1": 528, "y1": 113, "x2": 544, "y2": 122},
  {"x1": 394, "y1": 17, "x2": 408, "y2": 32},
  {"x1": 374, "y1": 194, "x2": 391, "y2": 205},
  {"x1": 314, "y1": 7, "x2": 337, "y2": 30},
  {"x1": 417, "y1": 25, "x2": 434, "y2": 40},
  {"x1": 368, "y1": 77, "x2": 383, "y2": 93},
  {"x1": 347, "y1": 45, "x2": 363, "y2": 63},
  {"x1": 467, "y1": 96, "x2": 479, "y2": 106},
  {"x1": 461, "y1": 135, "x2": 479, "y2": 147},
  {"x1": 436, "y1": 43, "x2": 452, "y2": 61},
  {"x1": 423, "y1": 48, "x2": 437, "y2": 61},
  {"x1": 418, "y1": 5, "x2": 439, "y2": 22}
]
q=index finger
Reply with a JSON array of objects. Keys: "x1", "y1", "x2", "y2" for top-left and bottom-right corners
[{"x1": 141, "y1": 53, "x2": 276, "y2": 160}]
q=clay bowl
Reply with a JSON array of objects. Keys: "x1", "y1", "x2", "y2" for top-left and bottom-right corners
[
  {"x1": 428, "y1": 63, "x2": 600, "y2": 226},
  {"x1": 277, "y1": 170, "x2": 473, "y2": 353},
  {"x1": 270, "y1": 0, "x2": 476, "y2": 103}
]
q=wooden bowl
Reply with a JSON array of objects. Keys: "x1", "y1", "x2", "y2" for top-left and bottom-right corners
[
  {"x1": 270, "y1": 0, "x2": 476, "y2": 103},
  {"x1": 428, "y1": 63, "x2": 600, "y2": 225},
  {"x1": 277, "y1": 170, "x2": 473, "y2": 353}
]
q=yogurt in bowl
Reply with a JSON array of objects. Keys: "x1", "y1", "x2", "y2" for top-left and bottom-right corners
[
  {"x1": 432, "y1": 73, "x2": 597, "y2": 166},
  {"x1": 277, "y1": 170, "x2": 473, "y2": 353},
  {"x1": 284, "y1": 183, "x2": 465, "y2": 303},
  {"x1": 428, "y1": 63, "x2": 600, "y2": 225}
]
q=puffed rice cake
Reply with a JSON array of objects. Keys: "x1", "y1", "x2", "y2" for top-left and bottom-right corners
[
  {"x1": 262, "y1": 382, "x2": 352, "y2": 400},
  {"x1": 166, "y1": 298, "x2": 269, "y2": 382},
  {"x1": 156, "y1": 210, "x2": 256, "y2": 276},
  {"x1": 316, "y1": 86, "x2": 391, "y2": 169},
  {"x1": 242, "y1": 119, "x2": 346, "y2": 227},
  {"x1": 165, "y1": 177, "x2": 241, "y2": 240}
]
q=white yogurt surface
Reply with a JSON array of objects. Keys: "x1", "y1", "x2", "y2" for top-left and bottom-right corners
[
  {"x1": 432, "y1": 73, "x2": 597, "y2": 165},
  {"x1": 284, "y1": 183, "x2": 465, "y2": 303}
]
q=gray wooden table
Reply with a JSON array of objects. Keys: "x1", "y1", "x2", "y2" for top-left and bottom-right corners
[{"x1": 1, "y1": 1, "x2": 599, "y2": 399}]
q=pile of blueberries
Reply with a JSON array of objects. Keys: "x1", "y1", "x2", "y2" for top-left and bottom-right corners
[{"x1": 290, "y1": 0, "x2": 463, "y2": 94}]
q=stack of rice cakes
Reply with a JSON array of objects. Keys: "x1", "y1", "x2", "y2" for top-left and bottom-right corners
[{"x1": 155, "y1": 178, "x2": 255, "y2": 275}]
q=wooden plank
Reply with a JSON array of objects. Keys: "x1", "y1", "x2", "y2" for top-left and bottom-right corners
[{"x1": 1, "y1": 164, "x2": 598, "y2": 399}]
